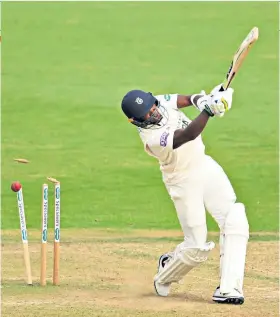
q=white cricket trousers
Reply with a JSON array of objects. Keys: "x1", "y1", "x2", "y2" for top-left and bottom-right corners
[{"x1": 165, "y1": 155, "x2": 237, "y2": 246}]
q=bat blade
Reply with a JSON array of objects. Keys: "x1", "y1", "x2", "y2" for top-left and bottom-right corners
[{"x1": 221, "y1": 27, "x2": 259, "y2": 91}]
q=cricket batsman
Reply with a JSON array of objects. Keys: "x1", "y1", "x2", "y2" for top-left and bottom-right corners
[{"x1": 121, "y1": 84, "x2": 249, "y2": 304}]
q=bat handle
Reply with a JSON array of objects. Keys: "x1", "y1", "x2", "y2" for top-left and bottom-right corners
[{"x1": 219, "y1": 84, "x2": 226, "y2": 92}]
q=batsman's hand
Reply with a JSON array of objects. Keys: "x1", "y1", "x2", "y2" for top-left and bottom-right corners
[
  {"x1": 190, "y1": 87, "x2": 233, "y2": 117},
  {"x1": 191, "y1": 94, "x2": 213, "y2": 115},
  {"x1": 209, "y1": 88, "x2": 234, "y2": 117}
]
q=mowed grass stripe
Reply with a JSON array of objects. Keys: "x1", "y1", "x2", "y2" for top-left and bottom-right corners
[{"x1": 2, "y1": 2, "x2": 278, "y2": 232}]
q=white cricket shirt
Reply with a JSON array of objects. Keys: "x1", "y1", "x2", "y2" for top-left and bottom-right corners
[{"x1": 138, "y1": 94, "x2": 206, "y2": 184}]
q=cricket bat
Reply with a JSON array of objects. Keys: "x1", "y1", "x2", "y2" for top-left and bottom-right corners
[{"x1": 220, "y1": 27, "x2": 259, "y2": 91}]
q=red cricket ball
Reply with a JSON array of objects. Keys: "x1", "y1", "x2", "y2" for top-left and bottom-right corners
[{"x1": 11, "y1": 181, "x2": 22, "y2": 192}]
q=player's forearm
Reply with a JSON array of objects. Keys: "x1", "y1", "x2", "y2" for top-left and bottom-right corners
[
  {"x1": 177, "y1": 94, "x2": 204, "y2": 109},
  {"x1": 173, "y1": 110, "x2": 211, "y2": 149},
  {"x1": 177, "y1": 95, "x2": 193, "y2": 108}
]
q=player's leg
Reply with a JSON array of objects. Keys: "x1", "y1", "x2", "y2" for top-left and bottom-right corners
[
  {"x1": 154, "y1": 179, "x2": 215, "y2": 296},
  {"x1": 203, "y1": 155, "x2": 249, "y2": 304}
]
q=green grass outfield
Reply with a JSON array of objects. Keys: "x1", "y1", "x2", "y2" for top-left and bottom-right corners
[{"x1": 2, "y1": 2, "x2": 278, "y2": 232}]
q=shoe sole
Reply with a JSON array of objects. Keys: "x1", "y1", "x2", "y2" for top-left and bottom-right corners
[
  {"x1": 154, "y1": 280, "x2": 160, "y2": 296},
  {"x1": 154, "y1": 280, "x2": 170, "y2": 297},
  {"x1": 154, "y1": 281, "x2": 162, "y2": 297},
  {"x1": 212, "y1": 296, "x2": 244, "y2": 305}
]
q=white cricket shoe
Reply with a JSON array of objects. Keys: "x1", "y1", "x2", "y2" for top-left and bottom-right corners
[
  {"x1": 212, "y1": 286, "x2": 244, "y2": 305},
  {"x1": 154, "y1": 253, "x2": 173, "y2": 297}
]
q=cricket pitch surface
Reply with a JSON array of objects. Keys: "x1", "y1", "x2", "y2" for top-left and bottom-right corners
[{"x1": 2, "y1": 229, "x2": 278, "y2": 317}]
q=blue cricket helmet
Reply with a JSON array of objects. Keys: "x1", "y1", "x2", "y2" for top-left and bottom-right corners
[{"x1": 121, "y1": 90, "x2": 162, "y2": 129}]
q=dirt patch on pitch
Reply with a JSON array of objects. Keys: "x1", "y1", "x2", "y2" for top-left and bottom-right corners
[{"x1": 1, "y1": 230, "x2": 278, "y2": 317}]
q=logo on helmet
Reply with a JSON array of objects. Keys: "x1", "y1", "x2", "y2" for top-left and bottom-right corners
[{"x1": 135, "y1": 97, "x2": 143, "y2": 104}]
